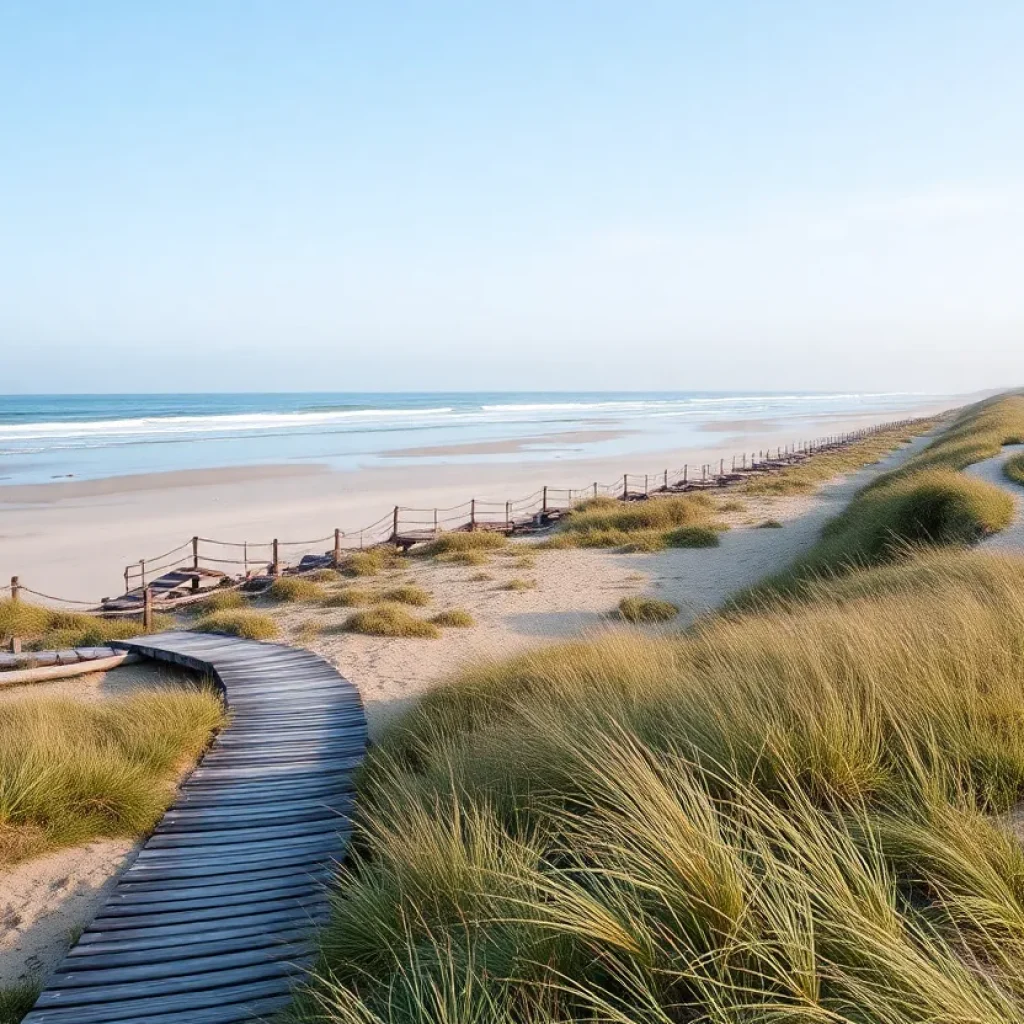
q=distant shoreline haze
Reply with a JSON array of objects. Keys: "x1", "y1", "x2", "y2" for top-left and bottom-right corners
[{"x1": 0, "y1": 391, "x2": 954, "y2": 486}]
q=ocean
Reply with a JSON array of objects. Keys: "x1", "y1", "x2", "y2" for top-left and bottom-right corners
[{"x1": 0, "y1": 391, "x2": 945, "y2": 486}]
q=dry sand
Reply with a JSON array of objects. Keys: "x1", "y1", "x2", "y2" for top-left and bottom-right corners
[
  {"x1": 0, "y1": 662, "x2": 199, "y2": 990},
  {"x1": 0, "y1": 400, "x2": 959, "y2": 604}
]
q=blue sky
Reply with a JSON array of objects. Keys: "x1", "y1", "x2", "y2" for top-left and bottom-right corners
[{"x1": 2, "y1": 1, "x2": 1023, "y2": 393}]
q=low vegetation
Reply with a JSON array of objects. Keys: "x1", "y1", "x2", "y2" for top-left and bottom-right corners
[
  {"x1": 1005, "y1": 450, "x2": 1024, "y2": 486},
  {"x1": 416, "y1": 532, "x2": 509, "y2": 558},
  {"x1": 342, "y1": 548, "x2": 408, "y2": 578},
  {"x1": 757, "y1": 518, "x2": 784, "y2": 528},
  {"x1": 616, "y1": 595, "x2": 679, "y2": 623},
  {"x1": 341, "y1": 604, "x2": 440, "y2": 639},
  {"x1": 0, "y1": 600, "x2": 171, "y2": 651},
  {"x1": 0, "y1": 687, "x2": 224, "y2": 865},
  {"x1": 320, "y1": 587, "x2": 373, "y2": 608},
  {"x1": 296, "y1": 545, "x2": 1024, "y2": 1022},
  {"x1": 192, "y1": 608, "x2": 279, "y2": 640},
  {"x1": 380, "y1": 585, "x2": 430, "y2": 607},
  {"x1": 0, "y1": 982, "x2": 41, "y2": 1024},
  {"x1": 502, "y1": 577, "x2": 536, "y2": 591},
  {"x1": 429, "y1": 608, "x2": 475, "y2": 628},
  {"x1": 187, "y1": 589, "x2": 246, "y2": 614},
  {"x1": 267, "y1": 576, "x2": 325, "y2": 603}
]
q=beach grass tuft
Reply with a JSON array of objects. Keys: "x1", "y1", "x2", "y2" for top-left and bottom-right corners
[
  {"x1": 0, "y1": 601, "x2": 172, "y2": 651},
  {"x1": 380, "y1": 585, "x2": 431, "y2": 607},
  {"x1": 757, "y1": 518, "x2": 785, "y2": 528},
  {"x1": 342, "y1": 604, "x2": 440, "y2": 639},
  {"x1": 501, "y1": 577, "x2": 536, "y2": 591},
  {"x1": 267, "y1": 577, "x2": 325, "y2": 603},
  {"x1": 1005, "y1": 451, "x2": 1024, "y2": 486},
  {"x1": 186, "y1": 590, "x2": 246, "y2": 614},
  {"x1": 616, "y1": 595, "x2": 679, "y2": 622},
  {"x1": 429, "y1": 608, "x2": 475, "y2": 628},
  {"x1": 0, "y1": 687, "x2": 224, "y2": 865},
  {"x1": 342, "y1": 548, "x2": 408, "y2": 578},
  {"x1": 192, "y1": 608, "x2": 279, "y2": 640},
  {"x1": 417, "y1": 532, "x2": 509, "y2": 559},
  {"x1": 0, "y1": 981, "x2": 42, "y2": 1024},
  {"x1": 320, "y1": 587, "x2": 373, "y2": 608}
]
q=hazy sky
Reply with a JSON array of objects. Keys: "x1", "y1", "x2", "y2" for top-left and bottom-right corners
[{"x1": 2, "y1": 1, "x2": 1023, "y2": 394}]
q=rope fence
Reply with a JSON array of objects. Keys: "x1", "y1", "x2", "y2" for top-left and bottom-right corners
[{"x1": 5, "y1": 415, "x2": 931, "y2": 626}]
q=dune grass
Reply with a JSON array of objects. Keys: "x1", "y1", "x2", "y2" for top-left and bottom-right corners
[
  {"x1": 380, "y1": 585, "x2": 431, "y2": 607},
  {"x1": 342, "y1": 548, "x2": 408, "y2": 578},
  {"x1": 501, "y1": 577, "x2": 536, "y2": 591},
  {"x1": 320, "y1": 587, "x2": 373, "y2": 608},
  {"x1": 186, "y1": 590, "x2": 247, "y2": 614},
  {"x1": 293, "y1": 545, "x2": 1024, "y2": 1022},
  {"x1": 341, "y1": 604, "x2": 440, "y2": 639},
  {"x1": 1005, "y1": 451, "x2": 1024, "y2": 486},
  {"x1": 267, "y1": 576, "x2": 326, "y2": 603},
  {"x1": 616, "y1": 595, "x2": 679, "y2": 623},
  {"x1": 0, "y1": 982, "x2": 41, "y2": 1024},
  {"x1": 757, "y1": 518, "x2": 784, "y2": 528},
  {"x1": 0, "y1": 687, "x2": 224, "y2": 865},
  {"x1": 429, "y1": 609, "x2": 475, "y2": 628},
  {"x1": 739, "y1": 396, "x2": 1022, "y2": 602},
  {"x1": 416, "y1": 532, "x2": 509, "y2": 558},
  {"x1": 192, "y1": 608, "x2": 279, "y2": 640},
  {"x1": 740, "y1": 420, "x2": 930, "y2": 495},
  {"x1": 0, "y1": 600, "x2": 172, "y2": 651}
]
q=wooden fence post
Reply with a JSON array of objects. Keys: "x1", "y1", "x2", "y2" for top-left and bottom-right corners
[
  {"x1": 392, "y1": 506, "x2": 399, "y2": 542},
  {"x1": 663, "y1": 469, "x2": 668, "y2": 490},
  {"x1": 272, "y1": 539, "x2": 280, "y2": 576},
  {"x1": 683, "y1": 464, "x2": 688, "y2": 483},
  {"x1": 505, "y1": 501, "x2": 511, "y2": 531},
  {"x1": 191, "y1": 536, "x2": 200, "y2": 591},
  {"x1": 333, "y1": 529, "x2": 341, "y2": 569},
  {"x1": 10, "y1": 636, "x2": 21, "y2": 655},
  {"x1": 139, "y1": 559, "x2": 146, "y2": 590},
  {"x1": 622, "y1": 473, "x2": 628, "y2": 500},
  {"x1": 143, "y1": 586, "x2": 153, "y2": 631},
  {"x1": 433, "y1": 509, "x2": 438, "y2": 534},
  {"x1": 123, "y1": 566, "x2": 130, "y2": 595},
  {"x1": 644, "y1": 474, "x2": 649, "y2": 496},
  {"x1": 542, "y1": 486, "x2": 548, "y2": 515},
  {"x1": 10, "y1": 576, "x2": 19, "y2": 603},
  {"x1": 470, "y1": 499, "x2": 476, "y2": 531},
  {"x1": 593, "y1": 482, "x2": 598, "y2": 498}
]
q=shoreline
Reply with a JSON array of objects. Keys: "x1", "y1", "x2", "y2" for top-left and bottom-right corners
[{"x1": 0, "y1": 398, "x2": 961, "y2": 600}]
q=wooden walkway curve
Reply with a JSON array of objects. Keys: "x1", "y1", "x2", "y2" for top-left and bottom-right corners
[{"x1": 24, "y1": 630, "x2": 366, "y2": 1024}]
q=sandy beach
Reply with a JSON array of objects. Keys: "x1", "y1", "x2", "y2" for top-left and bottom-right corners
[{"x1": 0, "y1": 398, "x2": 961, "y2": 603}]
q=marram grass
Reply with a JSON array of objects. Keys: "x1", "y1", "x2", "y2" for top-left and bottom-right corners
[
  {"x1": 192, "y1": 608, "x2": 279, "y2": 640},
  {"x1": 1005, "y1": 450, "x2": 1024, "y2": 487},
  {"x1": 0, "y1": 600, "x2": 172, "y2": 651},
  {"x1": 0, "y1": 687, "x2": 224, "y2": 865},
  {"x1": 290, "y1": 545, "x2": 1024, "y2": 1023}
]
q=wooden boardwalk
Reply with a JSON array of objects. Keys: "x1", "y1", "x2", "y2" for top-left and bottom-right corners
[{"x1": 24, "y1": 630, "x2": 366, "y2": 1024}]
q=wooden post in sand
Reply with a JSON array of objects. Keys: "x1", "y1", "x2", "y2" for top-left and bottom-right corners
[
  {"x1": 191, "y1": 536, "x2": 200, "y2": 592},
  {"x1": 272, "y1": 539, "x2": 280, "y2": 576},
  {"x1": 392, "y1": 506, "x2": 399, "y2": 542},
  {"x1": 9, "y1": 576, "x2": 19, "y2": 603},
  {"x1": 622, "y1": 473, "x2": 628, "y2": 500},
  {"x1": 663, "y1": 469, "x2": 668, "y2": 490},
  {"x1": 505, "y1": 501, "x2": 511, "y2": 531},
  {"x1": 139, "y1": 560, "x2": 146, "y2": 590},
  {"x1": 433, "y1": 509, "x2": 438, "y2": 535},
  {"x1": 644, "y1": 474, "x2": 649, "y2": 496},
  {"x1": 542, "y1": 486, "x2": 548, "y2": 515},
  {"x1": 333, "y1": 530, "x2": 341, "y2": 569},
  {"x1": 470, "y1": 499, "x2": 476, "y2": 531},
  {"x1": 593, "y1": 482, "x2": 598, "y2": 498},
  {"x1": 143, "y1": 587, "x2": 153, "y2": 631}
]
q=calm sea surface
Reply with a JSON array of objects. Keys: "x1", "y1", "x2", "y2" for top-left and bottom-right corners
[{"x1": 0, "y1": 391, "x2": 945, "y2": 485}]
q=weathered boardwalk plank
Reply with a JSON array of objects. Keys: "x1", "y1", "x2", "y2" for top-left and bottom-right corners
[{"x1": 24, "y1": 630, "x2": 365, "y2": 1024}]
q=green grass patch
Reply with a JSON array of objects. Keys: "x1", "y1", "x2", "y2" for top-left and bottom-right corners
[
  {"x1": 429, "y1": 608, "x2": 475, "y2": 628},
  {"x1": 192, "y1": 609, "x2": 279, "y2": 640},
  {"x1": 186, "y1": 590, "x2": 246, "y2": 614},
  {"x1": 616, "y1": 595, "x2": 679, "y2": 622},
  {"x1": 757, "y1": 518, "x2": 785, "y2": 528},
  {"x1": 342, "y1": 604, "x2": 440, "y2": 639},
  {"x1": 0, "y1": 687, "x2": 224, "y2": 865},
  {"x1": 417, "y1": 532, "x2": 509, "y2": 559},
  {"x1": 267, "y1": 577, "x2": 325, "y2": 603},
  {"x1": 379, "y1": 585, "x2": 430, "y2": 607},
  {"x1": 664, "y1": 523, "x2": 723, "y2": 547},
  {"x1": 0, "y1": 600, "x2": 172, "y2": 651}
]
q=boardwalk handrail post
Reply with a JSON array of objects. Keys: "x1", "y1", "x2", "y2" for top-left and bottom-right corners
[
  {"x1": 542, "y1": 486, "x2": 548, "y2": 515},
  {"x1": 663, "y1": 469, "x2": 668, "y2": 490},
  {"x1": 505, "y1": 500, "x2": 511, "y2": 531},
  {"x1": 10, "y1": 576, "x2": 19, "y2": 603},
  {"x1": 272, "y1": 539, "x2": 280, "y2": 576},
  {"x1": 143, "y1": 586, "x2": 153, "y2": 631},
  {"x1": 191, "y1": 535, "x2": 200, "y2": 592},
  {"x1": 392, "y1": 505, "x2": 399, "y2": 542},
  {"x1": 333, "y1": 529, "x2": 341, "y2": 569},
  {"x1": 622, "y1": 473, "x2": 628, "y2": 500},
  {"x1": 433, "y1": 509, "x2": 438, "y2": 535},
  {"x1": 593, "y1": 481, "x2": 598, "y2": 498},
  {"x1": 139, "y1": 559, "x2": 146, "y2": 590},
  {"x1": 470, "y1": 498, "x2": 476, "y2": 531},
  {"x1": 123, "y1": 566, "x2": 129, "y2": 595}
]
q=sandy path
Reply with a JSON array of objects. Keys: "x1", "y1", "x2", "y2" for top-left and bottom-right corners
[
  {"x1": 965, "y1": 445, "x2": 1024, "y2": 551},
  {"x1": 0, "y1": 663, "x2": 199, "y2": 990},
  {"x1": 278, "y1": 430, "x2": 938, "y2": 737}
]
